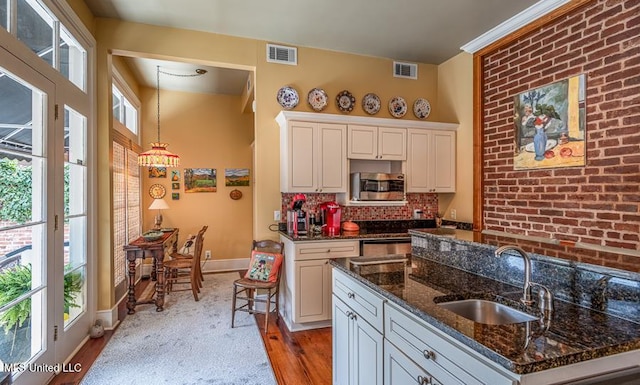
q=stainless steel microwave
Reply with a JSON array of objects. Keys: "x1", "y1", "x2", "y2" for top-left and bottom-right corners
[{"x1": 350, "y1": 172, "x2": 405, "y2": 201}]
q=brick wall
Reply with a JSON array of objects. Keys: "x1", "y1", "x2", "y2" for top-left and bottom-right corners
[{"x1": 482, "y1": 0, "x2": 640, "y2": 252}]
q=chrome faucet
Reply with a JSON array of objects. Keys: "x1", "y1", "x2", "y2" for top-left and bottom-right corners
[{"x1": 495, "y1": 245, "x2": 535, "y2": 306}]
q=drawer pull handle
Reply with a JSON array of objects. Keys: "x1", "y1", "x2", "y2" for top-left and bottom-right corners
[
  {"x1": 350, "y1": 313, "x2": 357, "y2": 320},
  {"x1": 417, "y1": 375, "x2": 432, "y2": 385},
  {"x1": 423, "y1": 350, "x2": 435, "y2": 360},
  {"x1": 347, "y1": 292, "x2": 355, "y2": 299},
  {"x1": 346, "y1": 311, "x2": 353, "y2": 317}
]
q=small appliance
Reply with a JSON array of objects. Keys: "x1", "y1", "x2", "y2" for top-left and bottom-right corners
[
  {"x1": 318, "y1": 201, "x2": 342, "y2": 236},
  {"x1": 350, "y1": 172, "x2": 405, "y2": 201},
  {"x1": 287, "y1": 193, "x2": 308, "y2": 236}
]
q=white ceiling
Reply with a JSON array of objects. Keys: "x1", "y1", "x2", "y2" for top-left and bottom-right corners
[{"x1": 86, "y1": 0, "x2": 545, "y2": 95}]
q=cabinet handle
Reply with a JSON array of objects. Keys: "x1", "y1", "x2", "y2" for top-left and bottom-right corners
[
  {"x1": 346, "y1": 311, "x2": 352, "y2": 317},
  {"x1": 417, "y1": 375, "x2": 432, "y2": 385},
  {"x1": 347, "y1": 292, "x2": 355, "y2": 299},
  {"x1": 423, "y1": 350, "x2": 435, "y2": 360},
  {"x1": 350, "y1": 313, "x2": 357, "y2": 320}
]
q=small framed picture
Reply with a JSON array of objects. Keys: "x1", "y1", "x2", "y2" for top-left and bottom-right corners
[
  {"x1": 148, "y1": 166, "x2": 166, "y2": 178},
  {"x1": 171, "y1": 193, "x2": 180, "y2": 200},
  {"x1": 172, "y1": 182, "x2": 180, "y2": 190},
  {"x1": 171, "y1": 170, "x2": 180, "y2": 181}
]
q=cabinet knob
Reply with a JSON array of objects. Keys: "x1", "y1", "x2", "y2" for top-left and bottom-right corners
[
  {"x1": 423, "y1": 350, "x2": 435, "y2": 360},
  {"x1": 346, "y1": 311, "x2": 352, "y2": 317},
  {"x1": 417, "y1": 375, "x2": 432, "y2": 385},
  {"x1": 350, "y1": 313, "x2": 357, "y2": 320},
  {"x1": 347, "y1": 292, "x2": 355, "y2": 299}
]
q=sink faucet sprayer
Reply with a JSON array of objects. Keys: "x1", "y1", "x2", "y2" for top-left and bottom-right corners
[{"x1": 495, "y1": 245, "x2": 554, "y2": 314}]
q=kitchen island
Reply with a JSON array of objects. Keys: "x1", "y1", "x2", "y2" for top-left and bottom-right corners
[{"x1": 330, "y1": 229, "x2": 640, "y2": 384}]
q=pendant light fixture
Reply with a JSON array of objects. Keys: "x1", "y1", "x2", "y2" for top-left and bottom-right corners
[{"x1": 138, "y1": 65, "x2": 179, "y2": 168}]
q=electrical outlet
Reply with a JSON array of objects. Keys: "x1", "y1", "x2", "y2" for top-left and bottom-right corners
[
  {"x1": 450, "y1": 209, "x2": 457, "y2": 220},
  {"x1": 205, "y1": 250, "x2": 211, "y2": 259},
  {"x1": 274, "y1": 210, "x2": 281, "y2": 221}
]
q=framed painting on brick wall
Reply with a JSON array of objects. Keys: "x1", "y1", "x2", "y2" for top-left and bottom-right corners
[{"x1": 513, "y1": 74, "x2": 586, "y2": 170}]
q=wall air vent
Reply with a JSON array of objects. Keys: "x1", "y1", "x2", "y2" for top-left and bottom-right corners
[
  {"x1": 267, "y1": 44, "x2": 297, "y2": 65},
  {"x1": 393, "y1": 61, "x2": 418, "y2": 79}
]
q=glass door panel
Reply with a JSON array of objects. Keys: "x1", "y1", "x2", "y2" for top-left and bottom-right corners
[
  {"x1": 60, "y1": 106, "x2": 87, "y2": 328},
  {"x1": 0, "y1": 52, "x2": 55, "y2": 384}
]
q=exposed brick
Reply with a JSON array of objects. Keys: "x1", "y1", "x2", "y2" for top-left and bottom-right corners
[{"x1": 481, "y1": 0, "x2": 640, "y2": 261}]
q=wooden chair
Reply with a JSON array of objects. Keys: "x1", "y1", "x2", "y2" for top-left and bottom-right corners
[
  {"x1": 168, "y1": 225, "x2": 208, "y2": 288},
  {"x1": 231, "y1": 240, "x2": 284, "y2": 333},
  {"x1": 164, "y1": 225, "x2": 207, "y2": 301}
]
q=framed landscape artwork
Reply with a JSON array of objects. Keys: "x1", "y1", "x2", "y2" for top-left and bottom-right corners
[
  {"x1": 184, "y1": 168, "x2": 217, "y2": 193},
  {"x1": 148, "y1": 166, "x2": 167, "y2": 178},
  {"x1": 513, "y1": 74, "x2": 586, "y2": 170},
  {"x1": 225, "y1": 168, "x2": 250, "y2": 187}
]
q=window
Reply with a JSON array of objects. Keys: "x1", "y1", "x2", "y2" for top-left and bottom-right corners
[
  {"x1": 112, "y1": 69, "x2": 140, "y2": 137},
  {"x1": 4, "y1": 0, "x2": 86, "y2": 91}
]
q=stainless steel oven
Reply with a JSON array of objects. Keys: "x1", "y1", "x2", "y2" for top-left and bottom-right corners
[{"x1": 360, "y1": 238, "x2": 411, "y2": 257}]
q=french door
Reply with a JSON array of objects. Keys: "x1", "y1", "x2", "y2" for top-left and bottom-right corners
[{"x1": 0, "y1": 43, "x2": 90, "y2": 384}]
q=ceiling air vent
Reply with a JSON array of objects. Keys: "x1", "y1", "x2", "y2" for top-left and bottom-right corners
[
  {"x1": 267, "y1": 44, "x2": 297, "y2": 65},
  {"x1": 393, "y1": 61, "x2": 418, "y2": 79}
]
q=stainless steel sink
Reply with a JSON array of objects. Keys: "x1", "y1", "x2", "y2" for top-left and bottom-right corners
[{"x1": 437, "y1": 299, "x2": 538, "y2": 325}]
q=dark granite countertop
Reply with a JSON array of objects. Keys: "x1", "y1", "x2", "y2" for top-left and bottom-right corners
[
  {"x1": 279, "y1": 219, "x2": 437, "y2": 242},
  {"x1": 329, "y1": 255, "x2": 640, "y2": 375}
]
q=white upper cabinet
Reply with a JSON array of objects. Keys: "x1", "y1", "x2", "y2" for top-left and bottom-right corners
[
  {"x1": 279, "y1": 118, "x2": 347, "y2": 193},
  {"x1": 348, "y1": 125, "x2": 406, "y2": 160},
  {"x1": 276, "y1": 111, "x2": 457, "y2": 195},
  {"x1": 406, "y1": 129, "x2": 456, "y2": 193}
]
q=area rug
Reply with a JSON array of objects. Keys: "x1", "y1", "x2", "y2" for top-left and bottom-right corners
[{"x1": 81, "y1": 272, "x2": 276, "y2": 385}]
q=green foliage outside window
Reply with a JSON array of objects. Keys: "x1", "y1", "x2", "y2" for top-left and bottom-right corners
[{"x1": 0, "y1": 158, "x2": 70, "y2": 224}]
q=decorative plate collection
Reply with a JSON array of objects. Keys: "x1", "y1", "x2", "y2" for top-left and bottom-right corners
[
  {"x1": 388, "y1": 96, "x2": 408, "y2": 118},
  {"x1": 149, "y1": 183, "x2": 166, "y2": 199},
  {"x1": 276, "y1": 86, "x2": 299, "y2": 110},
  {"x1": 336, "y1": 90, "x2": 356, "y2": 113},
  {"x1": 413, "y1": 98, "x2": 431, "y2": 119},
  {"x1": 276, "y1": 86, "x2": 431, "y2": 119},
  {"x1": 362, "y1": 93, "x2": 381, "y2": 115},
  {"x1": 307, "y1": 88, "x2": 328, "y2": 111}
]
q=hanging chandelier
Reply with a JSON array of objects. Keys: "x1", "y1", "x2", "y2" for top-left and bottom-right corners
[{"x1": 138, "y1": 65, "x2": 179, "y2": 168}]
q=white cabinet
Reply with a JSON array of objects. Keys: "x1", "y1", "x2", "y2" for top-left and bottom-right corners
[
  {"x1": 296, "y1": 259, "x2": 332, "y2": 323},
  {"x1": 332, "y1": 269, "x2": 384, "y2": 385},
  {"x1": 279, "y1": 120, "x2": 347, "y2": 193},
  {"x1": 280, "y1": 237, "x2": 359, "y2": 331},
  {"x1": 384, "y1": 339, "x2": 447, "y2": 385},
  {"x1": 348, "y1": 125, "x2": 406, "y2": 160},
  {"x1": 333, "y1": 296, "x2": 384, "y2": 385},
  {"x1": 406, "y1": 129, "x2": 456, "y2": 193},
  {"x1": 385, "y1": 301, "x2": 516, "y2": 385}
]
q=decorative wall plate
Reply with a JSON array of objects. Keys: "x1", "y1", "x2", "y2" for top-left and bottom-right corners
[
  {"x1": 149, "y1": 184, "x2": 166, "y2": 199},
  {"x1": 362, "y1": 93, "x2": 381, "y2": 115},
  {"x1": 336, "y1": 90, "x2": 356, "y2": 113},
  {"x1": 388, "y1": 96, "x2": 408, "y2": 118},
  {"x1": 229, "y1": 189, "x2": 243, "y2": 200},
  {"x1": 413, "y1": 98, "x2": 431, "y2": 119},
  {"x1": 276, "y1": 86, "x2": 299, "y2": 109},
  {"x1": 307, "y1": 88, "x2": 328, "y2": 111}
]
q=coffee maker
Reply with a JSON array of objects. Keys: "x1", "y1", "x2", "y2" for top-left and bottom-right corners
[
  {"x1": 287, "y1": 193, "x2": 308, "y2": 236},
  {"x1": 318, "y1": 201, "x2": 342, "y2": 236}
]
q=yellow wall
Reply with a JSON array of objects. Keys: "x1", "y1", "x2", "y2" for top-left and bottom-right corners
[
  {"x1": 139, "y1": 89, "x2": 254, "y2": 259},
  {"x1": 87, "y1": 17, "x2": 451, "y2": 312},
  {"x1": 437, "y1": 52, "x2": 473, "y2": 223}
]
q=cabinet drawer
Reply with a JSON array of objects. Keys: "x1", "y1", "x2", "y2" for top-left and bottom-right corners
[
  {"x1": 384, "y1": 339, "x2": 449, "y2": 385},
  {"x1": 333, "y1": 269, "x2": 384, "y2": 332},
  {"x1": 294, "y1": 240, "x2": 359, "y2": 261},
  {"x1": 385, "y1": 302, "x2": 515, "y2": 385}
]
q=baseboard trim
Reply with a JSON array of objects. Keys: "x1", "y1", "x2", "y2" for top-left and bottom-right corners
[
  {"x1": 95, "y1": 307, "x2": 120, "y2": 330},
  {"x1": 202, "y1": 258, "x2": 250, "y2": 273}
]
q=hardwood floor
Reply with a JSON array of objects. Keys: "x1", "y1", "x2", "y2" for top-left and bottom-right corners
[{"x1": 48, "y1": 273, "x2": 332, "y2": 385}]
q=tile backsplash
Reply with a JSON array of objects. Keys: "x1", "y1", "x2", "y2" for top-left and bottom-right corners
[{"x1": 281, "y1": 193, "x2": 438, "y2": 221}]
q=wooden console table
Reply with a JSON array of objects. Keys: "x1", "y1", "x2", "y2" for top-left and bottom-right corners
[{"x1": 124, "y1": 229, "x2": 179, "y2": 313}]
